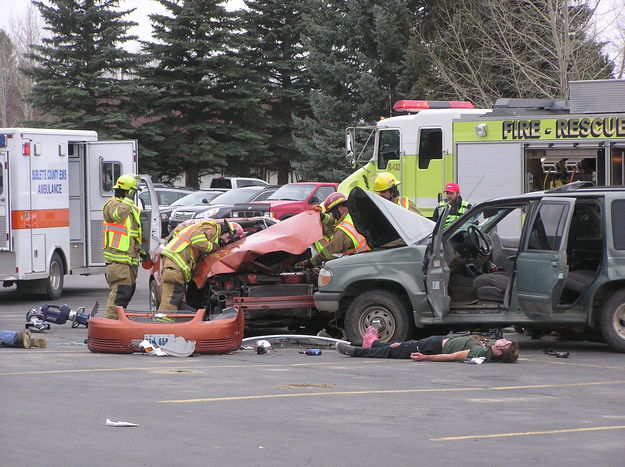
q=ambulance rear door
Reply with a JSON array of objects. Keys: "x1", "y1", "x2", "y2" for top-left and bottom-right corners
[
  {"x1": 85, "y1": 141, "x2": 137, "y2": 266},
  {"x1": 0, "y1": 149, "x2": 9, "y2": 251}
]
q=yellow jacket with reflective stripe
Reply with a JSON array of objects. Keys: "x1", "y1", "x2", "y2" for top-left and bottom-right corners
[
  {"x1": 102, "y1": 197, "x2": 142, "y2": 265},
  {"x1": 391, "y1": 196, "x2": 422, "y2": 216},
  {"x1": 161, "y1": 221, "x2": 220, "y2": 282},
  {"x1": 310, "y1": 213, "x2": 369, "y2": 266}
]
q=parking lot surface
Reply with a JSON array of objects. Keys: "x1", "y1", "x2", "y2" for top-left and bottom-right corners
[{"x1": 1, "y1": 274, "x2": 625, "y2": 466}]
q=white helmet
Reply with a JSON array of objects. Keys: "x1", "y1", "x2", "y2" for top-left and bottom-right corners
[{"x1": 255, "y1": 339, "x2": 272, "y2": 354}]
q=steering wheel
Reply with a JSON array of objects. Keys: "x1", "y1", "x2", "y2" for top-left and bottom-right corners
[{"x1": 466, "y1": 225, "x2": 491, "y2": 256}]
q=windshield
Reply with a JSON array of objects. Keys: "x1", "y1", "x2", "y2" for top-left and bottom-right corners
[
  {"x1": 268, "y1": 184, "x2": 315, "y2": 201},
  {"x1": 171, "y1": 191, "x2": 221, "y2": 207},
  {"x1": 210, "y1": 188, "x2": 262, "y2": 204}
]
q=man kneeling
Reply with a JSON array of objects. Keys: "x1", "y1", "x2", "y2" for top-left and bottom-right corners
[{"x1": 336, "y1": 335, "x2": 518, "y2": 363}]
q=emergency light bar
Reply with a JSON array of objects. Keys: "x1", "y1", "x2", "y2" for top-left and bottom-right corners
[{"x1": 393, "y1": 100, "x2": 474, "y2": 112}]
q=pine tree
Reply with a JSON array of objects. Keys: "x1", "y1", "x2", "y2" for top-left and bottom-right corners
[
  {"x1": 139, "y1": 0, "x2": 268, "y2": 187},
  {"x1": 293, "y1": 0, "x2": 414, "y2": 182},
  {"x1": 23, "y1": 0, "x2": 142, "y2": 139},
  {"x1": 239, "y1": 0, "x2": 312, "y2": 184}
]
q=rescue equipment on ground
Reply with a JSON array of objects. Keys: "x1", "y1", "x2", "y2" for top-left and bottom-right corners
[{"x1": 25, "y1": 302, "x2": 99, "y2": 331}]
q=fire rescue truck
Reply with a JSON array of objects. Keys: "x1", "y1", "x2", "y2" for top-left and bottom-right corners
[
  {"x1": 0, "y1": 128, "x2": 160, "y2": 299},
  {"x1": 340, "y1": 79, "x2": 625, "y2": 222}
]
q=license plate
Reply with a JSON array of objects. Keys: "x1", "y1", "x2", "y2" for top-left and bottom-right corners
[{"x1": 144, "y1": 334, "x2": 174, "y2": 348}]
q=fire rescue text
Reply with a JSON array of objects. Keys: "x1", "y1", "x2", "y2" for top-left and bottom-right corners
[{"x1": 502, "y1": 117, "x2": 625, "y2": 140}]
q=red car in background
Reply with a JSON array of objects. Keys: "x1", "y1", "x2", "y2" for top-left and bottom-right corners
[{"x1": 231, "y1": 182, "x2": 337, "y2": 220}]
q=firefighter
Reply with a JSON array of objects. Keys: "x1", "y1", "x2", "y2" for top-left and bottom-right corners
[
  {"x1": 432, "y1": 182, "x2": 471, "y2": 228},
  {"x1": 299, "y1": 192, "x2": 369, "y2": 267},
  {"x1": 373, "y1": 172, "x2": 422, "y2": 215},
  {"x1": 158, "y1": 220, "x2": 244, "y2": 311},
  {"x1": 102, "y1": 174, "x2": 145, "y2": 319},
  {"x1": 311, "y1": 194, "x2": 342, "y2": 252}
]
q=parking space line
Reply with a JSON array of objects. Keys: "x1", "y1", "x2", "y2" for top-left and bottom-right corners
[
  {"x1": 521, "y1": 358, "x2": 625, "y2": 371},
  {"x1": 0, "y1": 360, "x2": 377, "y2": 376},
  {"x1": 159, "y1": 379, "x2": 625, "y2": 404},
  {"x1": 431, "y1": 425, "x2": 625, "y2": 441}
]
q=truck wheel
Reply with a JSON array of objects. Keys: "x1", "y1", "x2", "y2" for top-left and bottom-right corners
[
  {"x1": 600, "y1": 290, "x2": 625, "y2": 353},
  {"x1": 44, "y1": 252, "x2": 64, "y2": 300},
  {"x1": 149, "y1": 278, "x2": 160, "y2": 310},
  {"x1": 344, "y1": 290, "x2": 412, "y2": 344}
]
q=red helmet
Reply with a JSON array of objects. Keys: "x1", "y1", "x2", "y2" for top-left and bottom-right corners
[{"x1": 322, "y1": 192, "x2": 347, "y2": 211}]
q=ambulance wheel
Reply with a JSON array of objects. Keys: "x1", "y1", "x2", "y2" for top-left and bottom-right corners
[
  {"x1": 149, "y1": 278, "x2": 160, "y2": 310},
  {"x1": 44, "y1": 252, "x2": 64, "y2": 300},
  {"x1": 600, "y1": 290, "x2": 625, "y2": 353},
  {"x1": 344, "y1": 290, "x2": 412, "y2": 344}
]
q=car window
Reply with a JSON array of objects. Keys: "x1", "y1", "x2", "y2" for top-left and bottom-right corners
[
  {"x1": 210, "y1": 178, "x2": 232, "y2": 189},
  {"x1": 210, "y1": 188, "x2": 262, "y2": 204},
  {"x1": 418, "y1": 128, "x2": 442, "y2": 170},
  {"x1": 314, "y1": 186, "x2": 336, "y2": 203},
  {"x1": 138, "y1": 191, "x2": 150, "y2": 207},
  {"x1": 158, "y1": 190, "x2": 186, "y2": 206},
  {"x1": 170, "y1": 191, "x2": 221, "y2": 207},
  {"x1": 268, "y1": 184, "x2": 315, "y2": 201},
  {"x1": 377, "y1": 130, "x2": 400, "y2": 170},
  {"x1": 252, "y1": 189, "x2": 276, "y2": 201},
  {"x1": 612, "y1": 200, "x2": 625, "y2": 249},
  {"x1": 525, "y1": 202, "x2": 569, "y2": 251}
]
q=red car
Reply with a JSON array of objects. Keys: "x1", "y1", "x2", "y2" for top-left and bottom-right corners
[
  {"x1": 231, "y1": 182, "x2": 337, "y2": 220},
  {"x1": 149, "y1": 212, "x2": 329, "y2": 331}
]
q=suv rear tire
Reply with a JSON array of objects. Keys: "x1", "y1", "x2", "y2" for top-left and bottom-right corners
[
  {"x1": 344, "y1": 290, "x2": 412, "y2": 344},
  {"x1": 600, "y1": 290, "x2": 625, "y2": 353}
]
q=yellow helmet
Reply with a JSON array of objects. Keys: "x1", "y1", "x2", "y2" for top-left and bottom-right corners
[
  {"x1": 113, "y1": 174, "x2": 139, "y2": 191},
  {"x1": 374, "y1": 172, "x2": 400, "y2": 192}
]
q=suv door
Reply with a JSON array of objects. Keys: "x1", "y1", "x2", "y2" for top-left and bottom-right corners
[
  {"x1": 425, "y1": 205, "x2": 450, "y2": 319},
  {"x1": 514, "y1": 197, "x2": 576, "y2": 315}
]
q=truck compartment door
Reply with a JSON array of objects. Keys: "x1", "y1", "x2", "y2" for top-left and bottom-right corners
[
  {"x1": 514, "y1": 198, "x2": 575, "y2": 316},
  {"x1": 0, "y1": 151, "x2": 9, "y2": 251},
  {"x1": 85, "y1": 141, "x2": 137, "y2": 266}
]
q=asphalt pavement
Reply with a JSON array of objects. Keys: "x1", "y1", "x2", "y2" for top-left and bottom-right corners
[{"x1": 2, "y1": 273, "x2": 625, "y2": 466}]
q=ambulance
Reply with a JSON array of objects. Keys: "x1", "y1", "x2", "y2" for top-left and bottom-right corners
[
  {"x1": 340, "y1": 79, "x2": 625, "y2": 220},
  {"x1": 0, "y1": 129, "x2": 160, "y2": 298}
]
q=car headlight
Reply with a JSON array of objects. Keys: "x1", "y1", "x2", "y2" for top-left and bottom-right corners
[
  {"x1": 196, "y1": 208, "x2": 220, "y2": 219},
  {"x1": 318, "y1": 267, "x2": 333, "y2": 287}
]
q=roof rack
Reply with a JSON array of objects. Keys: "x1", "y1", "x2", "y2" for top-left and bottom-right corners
[
  {"x1": 485, "y1": 98, "x2": 570, "y2": 117},
  {"x1": 546, "y1": 181, "x2": 595, "y2": 193}
]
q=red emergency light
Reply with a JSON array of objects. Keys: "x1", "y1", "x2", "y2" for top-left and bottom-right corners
[
  {"x1": 22, "y1": 142, "x2": 31, "y2": 156},
  {"x1": 393, "y1": 100, "x2": 474, "y2": 112}
]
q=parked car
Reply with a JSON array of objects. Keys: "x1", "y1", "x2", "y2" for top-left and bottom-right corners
[
  {"x1": 232, "y1": 182, "x2": 337, "y2": 220},
  {"x1": 138, "y1": 185, "x2": 195, "y2": 209},
  {"x1": 314, "y1": 183, "x2": 625, "y2": 352},
  {"x1": 168, "y1": 185, "x2": 278, "y2": 232},
  {"x1": 209, "y1": 176, "x2": 269, "y2": 189},
  {"x1": 158, "y1": 190, "x2": 226, "y2": 236}
]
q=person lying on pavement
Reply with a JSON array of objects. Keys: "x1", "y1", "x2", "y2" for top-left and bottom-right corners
[{"x1": 336, "y1": 335, "x2": 518, "y2": 363}]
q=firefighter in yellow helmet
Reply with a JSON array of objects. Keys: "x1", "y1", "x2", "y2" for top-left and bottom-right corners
[
  {"x1": 310, "y1": 192, "x2": 343, "y2": 253},
  {"x1": 299, "y1": 192, "x2": 369, "y2": 267},
  {"x1": 374, "y1": 172, "x2": 422, "y2": 215},
  {"x1": 158, "y1": 220, "x2": 244, "y2": 311},
  {"x1": 102, "y1": 174, "x2": 145, "y2": 319}
]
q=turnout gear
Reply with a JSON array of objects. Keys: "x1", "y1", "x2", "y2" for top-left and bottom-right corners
[
  {"x1": 321, "y1": 192, "x2": 348, "y2": 211},
  {"x1": 159, "y1": 221, "x2": 221, "y2": 311},
  {"x1": 374, "y1": 172, "x2": 400, "y2": 192},
  {"x1": 309, "y1": 213, "x2": 369, "y2": 266},
  {"x1": 102, "y1": 187, "x2": 143, "y2": 319}
]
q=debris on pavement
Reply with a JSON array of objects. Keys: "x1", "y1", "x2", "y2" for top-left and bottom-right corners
[
  {"x1": 544, "y1": 348, "x2": 570, "y2": 358},
  {"x1": 106, "y1": 419, "x2": 138, "y2": 427}
]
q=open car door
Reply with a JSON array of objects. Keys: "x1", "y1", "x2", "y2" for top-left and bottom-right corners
[
  {"x1": 424, "y1": 205, "x2": 450, "y2": 320},
  {"x1": 514, "y1": 197, "x2": 575, "y2": 316},
  {"x1": 138, "y1": 175, "x2": 161, "y2": 257}
]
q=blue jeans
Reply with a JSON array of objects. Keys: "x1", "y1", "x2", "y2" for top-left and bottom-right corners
[{"x1": 0, "y1": 330, "x2": 19, "y2": 347}]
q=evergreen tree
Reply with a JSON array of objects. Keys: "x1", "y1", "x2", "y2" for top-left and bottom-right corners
[
  {"x1": 293, "y1": 0, "x2": 415, "y2": 182},
  {"x1": 239, "y1": 0, "x2": 312, "y2": 184},
  {"x1": 23, "y1": 0, "x2": 142, "y2": 139},
  {"x1": 139, "y1": 0, "x2": 268, "y2": 187}
]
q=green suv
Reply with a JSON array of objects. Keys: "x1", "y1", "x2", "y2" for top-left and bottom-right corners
[{"x1": 313, "y1": 184, "x2": 625, "y2": 352}]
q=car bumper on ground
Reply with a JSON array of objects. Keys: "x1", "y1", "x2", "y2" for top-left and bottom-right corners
[{"x1": 313, "y1": 291, "x2": 341, "y2": 312}]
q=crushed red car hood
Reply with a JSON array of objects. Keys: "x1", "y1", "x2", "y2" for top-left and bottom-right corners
[{"x1": 193, "y1": 210, "x2": 321, "y2": 287}]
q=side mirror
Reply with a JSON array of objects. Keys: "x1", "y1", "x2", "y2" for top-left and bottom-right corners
[{"x1": 345, "y1": 128, "x2": 355, "y2": 166}]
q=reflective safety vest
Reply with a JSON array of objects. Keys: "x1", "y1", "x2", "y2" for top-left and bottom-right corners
[
  {"x1": 313, "y1": 235, "x2": 331, "y2": 253},
  {"x1": 336, "y1": 214, "x2": 370, "y2": 254},
  {"x1": 161, "y1": 221, "x2": 219, "y2": 282},
  {"x1": 438, "y1": 200, "x2": 470, "y2": 228},
  {"x1": 103, "y1": 198, "x2": 142, "y2": 265},
  {"x1": 394, "y1": 196, "x2": 410, "y2": 209}
]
